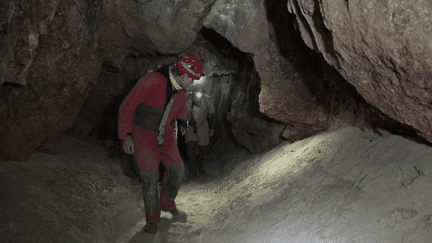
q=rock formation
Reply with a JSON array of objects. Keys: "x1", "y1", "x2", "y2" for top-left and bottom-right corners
[
  {"x1": 203, "y1": 0, "x2": 329, "y2": 138},
  {"x1": 0, "y1": 0, "x2": 213, "y2": 161},
  {"x1": 286, "y1": 0, "x2": 432, "y2": 142},
  {"x1": 1, "y1": 0, "x2": 431, "y2": 161}
]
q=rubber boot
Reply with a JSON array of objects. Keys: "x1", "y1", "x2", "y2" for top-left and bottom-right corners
[
  {"x1": 160, "y1": 164, "x2": 188, "y2": 222},
  {"x1": 195, "y1": 155, "x2": 206, "y2": 176},
  {"x1": 144, "y1": 222, "x2": 158, "y2": 234},
  {"x1": 141, "y1": 172, "x2": 160, "y2": 233},
  {"x1": 197, "y1": 145, "x2": 208, "y2": 176},
  {"x1": 169, "y1": 207, "x2": 188, "y2": 222}
]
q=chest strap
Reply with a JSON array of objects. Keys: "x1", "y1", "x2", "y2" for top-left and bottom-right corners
[{"x1": 156, "y1": 93, "x2": 178, "y2": 147}]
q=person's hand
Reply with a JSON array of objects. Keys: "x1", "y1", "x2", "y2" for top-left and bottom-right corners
[{"x1": 122, "y1": 136, "x2": 134, "y2": 154}]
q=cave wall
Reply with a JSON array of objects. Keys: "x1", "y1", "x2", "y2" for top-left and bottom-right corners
[
  {"x1": 2, "y1": 0, "x2": 431, "y2": 161},
  {"x1": 203, "y1": 0, "x2": 332, "y2": 142},
  {"x1": 0, "y1": 0, "x2": 102, "y2": 161},
  {"x1": 287, "y1": 0, "x2": 432, "y2": 143},
  {"x1": 0, "y1": 0, "x2": 213, "y2": 161}
]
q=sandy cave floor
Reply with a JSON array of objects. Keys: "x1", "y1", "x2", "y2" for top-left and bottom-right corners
[{"x1": 1, "y1": 127, "x2": 432, "y2": 243}]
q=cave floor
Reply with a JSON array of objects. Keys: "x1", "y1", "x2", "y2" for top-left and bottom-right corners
[{"x1": 1, "y1": 127, "x2": 432, "y2": 243}]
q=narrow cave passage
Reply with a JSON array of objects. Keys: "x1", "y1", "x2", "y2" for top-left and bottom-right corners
[
  {"x1": 2, "y1": 0, "x2": 432, "y2": 242},
  {"x1": 2, "y1": 26, "x2": 432, "y2": 243},
  {"x1": 68, "y1": 26, "x2": 286, "y2": 181}
]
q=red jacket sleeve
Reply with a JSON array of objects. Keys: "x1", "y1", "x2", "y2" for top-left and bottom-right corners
[{"x1": 118, "y1": 73, "x2": 160, "y2": 140}]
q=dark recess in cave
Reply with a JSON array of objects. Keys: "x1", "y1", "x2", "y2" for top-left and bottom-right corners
[
  {"x1": 264, "y1": 0, "x2": 333, "y2": 109},
  {"x1": 199, "y1": 27, "x2": 287, "y2": 151},
  {"x1": 197, "y1": 27, "x2": 258, "y2": 150},
  {"x1": 1, "y1": 82, "x2": 23, "y2": 88},
  {"x1": 198, "y1": 26, "x2": 241, "y2": 73},
  {"x1": 199, "y1": 27, "x2": 241, "y2": 57},
  {"x1": 199, "y1": 27, "x2": 285, "y2": 122},
  {"x1": 95, "y1": 27, "x2": 256, "y2": 156}
]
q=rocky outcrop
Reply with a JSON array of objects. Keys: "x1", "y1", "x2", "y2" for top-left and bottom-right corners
[
  {"x1": 287, "y1": 0, "x2": 432, "y2": 143},
  {"x1": 203, "y1": 0, "x2": 329, "y2": 142},
  {"x1": 0, "y1": 0, "x2": 212, "y2": 161},
  {"x1": 103, "y1": 0, "x2": 212, "y2": 55},
  {"x1": 4, "y1": 0, "x2": 431, "y2": 161},
  {"x1": 0, "y1": 0, "x2": 102, "y2": 161}
]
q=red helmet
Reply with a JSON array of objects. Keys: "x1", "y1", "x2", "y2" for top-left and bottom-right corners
[{"x1": 176, "y1": 54, "x2": 204, "y2": 80}]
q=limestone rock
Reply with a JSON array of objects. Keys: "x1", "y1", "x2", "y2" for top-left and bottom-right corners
[
  {"x1": 0, "y1": 0, "x2": 101, "y2": 161},
  {"x1": 117, "y1": 0, "x2": 211, "y2": 54},
  {"x1": 287, "y1": 0, "x2": 432, "y2": 143},
  {"x1": 225, "y1": 56, "x2": 286, "y2": 153}
]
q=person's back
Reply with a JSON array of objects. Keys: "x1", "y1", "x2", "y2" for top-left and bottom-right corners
[{"x1": 184, "y1": 87, "x2": 214, "y2": 179}]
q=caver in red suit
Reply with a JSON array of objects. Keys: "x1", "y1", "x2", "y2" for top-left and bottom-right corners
[{"x1": 118, "y1": 55, "x2": 204, "y2": 234}]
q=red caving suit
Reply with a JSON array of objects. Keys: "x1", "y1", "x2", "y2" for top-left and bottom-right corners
[{"x1": 118, "y1": 66, "x2": 190, "y2": 223}]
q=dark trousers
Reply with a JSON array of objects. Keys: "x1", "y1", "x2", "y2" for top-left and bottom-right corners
[{"x1": 185, "y1": 142, "x2": 209, "y2": 176}]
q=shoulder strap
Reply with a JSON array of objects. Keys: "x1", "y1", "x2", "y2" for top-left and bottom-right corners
[
  {"x1": 156, "y1": 92, "x2": 178, "y2": 147},
  {"x1": 156, "y1": 65, "x2": 175, "y2": 110}
]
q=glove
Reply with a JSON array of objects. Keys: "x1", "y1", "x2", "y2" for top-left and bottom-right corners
[{"x1": 122, "y1": 135, "x2": 134, "y2": 154}]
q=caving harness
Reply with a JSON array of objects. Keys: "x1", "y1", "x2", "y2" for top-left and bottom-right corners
[
  {"x1": 133, "y1": 65, "x2": 179, "y2": 147},
  {"x1": 133, "y1": 55, "x2": 204, "y2": 147}
]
